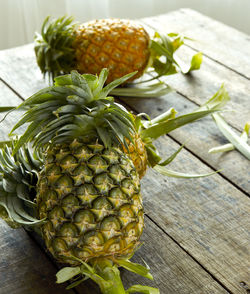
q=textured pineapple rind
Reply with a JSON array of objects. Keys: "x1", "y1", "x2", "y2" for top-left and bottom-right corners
[
  {"x1": 37, "y1": 139, "x2": 144, "y2": 265},
  {"x1": 124, "y1": 132, "x2": 148, "y2": 179},
  {"x1": 73, "y1": 19, "x2": 150, "y2": 83}
]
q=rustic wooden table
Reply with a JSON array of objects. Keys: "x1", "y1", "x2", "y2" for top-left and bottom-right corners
[{"x1": 0, "y1": 8, "x2": 249, "y2": 294}]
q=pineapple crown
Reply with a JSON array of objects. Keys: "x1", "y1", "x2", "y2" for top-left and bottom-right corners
[
  {"x1": 0, "y1": 141, "x2": 43, "y2": 227},
  {"x1": 35, "y1": 16, "x2": 77, "y2": 81},
  {"x1": 10, "y1": 69, "x2": 136, "y2": 154}
]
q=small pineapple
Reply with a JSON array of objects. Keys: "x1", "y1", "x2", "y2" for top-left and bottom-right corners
[
  {"x1": 35, "y1": 16, "x2": 202, "y2": 84},
  {"x1": 8, "y1": 69, "x2": 158, "y2": 293}
]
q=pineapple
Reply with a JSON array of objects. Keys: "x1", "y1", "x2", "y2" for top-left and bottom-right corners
[
  {"x1": 37, "y1": 141, "x2": 143, "y2": 265},
  {"x1": 35, "y1": 16, "x2": 202, "y2": 85},
  {"x1": 6, "y1": 69, "x2": 158, "y2": 293}
]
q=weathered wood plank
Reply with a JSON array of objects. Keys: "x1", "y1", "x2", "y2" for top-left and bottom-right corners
[
  {"x1": 0, "y1": 221, "x2": 74, "y2": 294},
  {"x1": 116, "y1": 216, "x2": 230, "y2": 294},
  {"x1": 138, "y1": 136, "x2": 250, "y2": 294},
  {"x1": 141, "y1": 8, "x2": 250, "y2": 79},
  {"x1": 0, "y1": 44, "x2": 47, "y2": 98},
  {"x1": 0, "y1": 80, "x2": 23, "y2": 141}
]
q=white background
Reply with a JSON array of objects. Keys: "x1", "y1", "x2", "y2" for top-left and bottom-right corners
[{"x1": 0, "y1": 0, "x2": 249, "y2": 50}]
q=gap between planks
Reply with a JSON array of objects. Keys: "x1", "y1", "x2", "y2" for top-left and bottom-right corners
[
  {"x1": 0, "y1": 77, "x2": 24, "y2": 101},
  {"x1": 145, "y1": 213, "x2": 234, "y2": 294}
]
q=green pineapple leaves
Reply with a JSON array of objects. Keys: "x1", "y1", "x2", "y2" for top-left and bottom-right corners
[
  {"x1": 136, "y1": 84, "x2": 230, "y2": 177},
  {"x1": 35, "y1": 15, "x2": 77, "y2": 81},
  {"x1": 10, "y1": 69, "x2": 137, "y2": 154},
  {"x1": 0, "y1": 142, "x2": 44, "y2": 227},
  {"x1": 56, "y1": 257, "x2": 159, "y2": 294},
  {"x1": 149, "y1": 31, "x2": 202, "y2": 78}
]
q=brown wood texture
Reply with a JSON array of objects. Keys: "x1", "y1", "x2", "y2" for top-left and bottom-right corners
[
  {"x1": 0, "y1": 221, "x2": 75, "y2": 294},
  {"x1": 0, "y1": 8, "x2": 250, "y2": 294}
]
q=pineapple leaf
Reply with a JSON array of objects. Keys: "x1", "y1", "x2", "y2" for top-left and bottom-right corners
[
  {"x1": 0, "y1": 106, "x2": 16, "y2": 113},
  {"x1": 126, "y1": 285, "x2": 160, "y2": 294},
  {"x1": 209, "y1": 121, "x2": 250, "y2": 154},
  {"x1": 56, "y1": 266, "x2": 81, "y2": 283},
  {"x1": 158, "y1": 143, "x2": 185, "y2": 166},
  {"x1": 145, "y1": 144, "x2": 161, "y2": 167},
  {"x1": 66, "y1": 277, "x2": 89, "y2": 289},
  {"x1": 197, "y1": 83, "x2": 230, "y2": 111},
  {"x1": 111, "y1": 81, "x2": 172, "y2": 98},
  {"x1": 149, "y1": 31, "x2": 202, "y2": 79},
  {"x1": 100, "y1": 71, "x2": 137, "y2": 99},
  {"x1": 141, "y1": 109, "x2": 217, "y2": 141},
  {"x1": 116, "y1": 259, "x2": 153, "y2": 280},
  {"x1": 153, "y1": 165, "x2": 219, "y2": 178},
  {"x1": 174, "y1": 52, "x2": 203, "y2": 74},
  {"x1": 212, "y1": 113, "x2": 250, "y2": 160},
  {"x1": 12, "y1": 121, "x2": 42, "y2": 155},
  {"x1": 93, "y1": 68, "x2": 109, "y2": 97}
]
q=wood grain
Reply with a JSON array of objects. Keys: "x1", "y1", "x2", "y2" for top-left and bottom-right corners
[
  {"x1": 141, "y1": 8, "x2": 250, "y2": 79},
  {"x1": 0, "y1": 221, "x2": 74, "y2": 294},
  {"x1": 140, "y1": 136, "x2": 250, "y2": 294}
]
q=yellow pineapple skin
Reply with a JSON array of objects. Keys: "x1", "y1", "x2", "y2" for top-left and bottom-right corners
[
  {"x1": 74, "y1": 19, "x2": 150, "y2": 83},
  {"x1": 124, "y1": 133, "x2": 148, "y2": 179}
]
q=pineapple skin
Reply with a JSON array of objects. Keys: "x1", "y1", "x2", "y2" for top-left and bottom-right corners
[
  {"x1": 124, "y1": 133, "x2": 148, "y2": 179},
  {"x1": 37, "y1": 140, "x2": 144, "y2": 265},
  {"x1": 74, "y1": 19, "x2": 150, "y2": 83}
]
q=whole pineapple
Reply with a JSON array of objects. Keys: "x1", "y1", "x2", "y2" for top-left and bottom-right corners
[
  {"x1": 35, "y1": 16, "x2": 202, "y2": 83},
  {"x1": 9, "y1": 69, "x2": 158, "y2": 293}
]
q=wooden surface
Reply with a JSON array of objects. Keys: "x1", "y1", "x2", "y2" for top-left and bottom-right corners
[{"x1": 0, "y1": 8, "x2": 250, "y2": 294}]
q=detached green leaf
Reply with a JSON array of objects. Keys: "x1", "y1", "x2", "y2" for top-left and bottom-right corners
[
  {"x1": 174, "y1": 52, "x2": 203, "y2": 74},
  {"x1": 111, "y1": 81, "x2": 172, "y2": 98},
  {"x1": 154, "y1": 165, "x2": 218, "y2": 178},
  {"x1": 66, "y1": 277, "x2": 88, "y2": 289},
  {"x1": 126, "y1": 284, "x2": 160, "y2": 294},
  {"x1": 56, "y1": 266, "x2": 81, "y2": 284},
  {"x1": 198, "y1": 83, "x2": 230, "y2": 111},
  {"x1": 212, "y1": 114, "x2": 250, "y2": 160}
]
